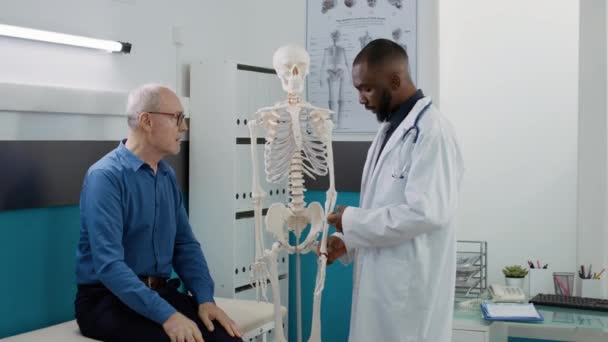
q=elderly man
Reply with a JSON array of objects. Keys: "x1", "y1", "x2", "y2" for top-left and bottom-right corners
[{"x1": 75, "y1": 84, "x2": 242, "y2": 342}]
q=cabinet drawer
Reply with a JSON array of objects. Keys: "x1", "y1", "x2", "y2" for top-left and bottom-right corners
[{"x1": 452, "y1": 329, "x2": 487, "y2": 342}]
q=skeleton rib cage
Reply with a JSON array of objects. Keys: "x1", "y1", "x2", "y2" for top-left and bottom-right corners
[{"x1": 257, "y1": 104, "x2": 330, "y2": 212}]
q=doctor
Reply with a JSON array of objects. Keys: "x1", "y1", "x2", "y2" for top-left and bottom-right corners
[{"x1": 325, "y1": 39, "x2": 464, "y2": 341}]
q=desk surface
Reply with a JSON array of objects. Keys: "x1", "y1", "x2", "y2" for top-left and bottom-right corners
[{"x1": 454, "y1": 303, "x2": 608, "y2": 330}]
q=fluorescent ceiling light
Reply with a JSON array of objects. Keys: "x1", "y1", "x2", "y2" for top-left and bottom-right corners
[{"x1": 0, "y1": 24, "x2": 131, "y2": 53}]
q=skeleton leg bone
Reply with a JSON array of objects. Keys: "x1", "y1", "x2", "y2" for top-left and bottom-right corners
[{"x1": 266, "y1": 242, "x2": 287, "y2": 342}]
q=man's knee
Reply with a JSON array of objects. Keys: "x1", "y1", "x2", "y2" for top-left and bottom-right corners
[{"x1": 201, "y1": 321, "x2": 243, "y2": 342}]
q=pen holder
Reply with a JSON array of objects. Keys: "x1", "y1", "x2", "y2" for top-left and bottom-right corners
[
  {"x1": 553, "y1": 272, "x2": 574, "y2": 296},
  {"x1": 575, "y1": 279, "x2": 604, "y2": 299},
  {"x1": 528, "y1": 269, "x2": 553, "y2": 297}
]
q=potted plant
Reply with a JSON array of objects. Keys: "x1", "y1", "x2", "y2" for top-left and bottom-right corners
[{"x1": 502, "y1": 265, "x2": 528, "y2": 288}]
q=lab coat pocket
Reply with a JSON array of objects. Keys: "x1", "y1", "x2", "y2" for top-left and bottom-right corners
[
  {"x1": 378, "y1": 259, "x2": 422, "y2": 340},
  {"x1": 378, "y1": 259, "x2": 416, "y2": 307}
]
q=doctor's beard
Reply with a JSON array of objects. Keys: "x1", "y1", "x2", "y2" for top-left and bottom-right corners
[{"x1": 375, "y1": 89, "x2": 393, "y2": 122}]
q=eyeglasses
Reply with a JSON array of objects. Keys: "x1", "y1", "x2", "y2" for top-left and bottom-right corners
[{"x1": 147, "y1": 111, "x2": 186, "y2": 126}]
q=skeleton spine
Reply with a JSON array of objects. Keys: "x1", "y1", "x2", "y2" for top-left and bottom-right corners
[{"x1": 288, "y1": 152, "x2": 306, "y2": 213}]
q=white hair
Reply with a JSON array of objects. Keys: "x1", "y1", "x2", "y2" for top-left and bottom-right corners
[{"x1": 126, "y1": 83, "x2": 170, "y2": 129}]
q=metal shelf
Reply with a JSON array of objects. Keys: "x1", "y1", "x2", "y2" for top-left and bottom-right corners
[{"x1": 455, "y1": 240, "x2": 487, "y2": 298}]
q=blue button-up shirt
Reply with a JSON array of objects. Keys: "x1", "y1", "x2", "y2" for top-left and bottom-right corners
[{"x1": 76, "y1": 140, "x2": 214, "y2": 324}]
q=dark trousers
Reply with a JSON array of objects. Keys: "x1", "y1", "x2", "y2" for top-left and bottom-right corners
[{"x1": 75, "y1": 280, "x2": 243, "y2": 342}]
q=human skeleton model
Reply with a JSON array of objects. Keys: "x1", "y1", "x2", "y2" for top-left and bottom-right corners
[
  {"x1": 320, "y1": 30, "x2": 349, "y2": 128},
  {"x1": 247, "y1": 45, "x2": 336, "y2": 342}
]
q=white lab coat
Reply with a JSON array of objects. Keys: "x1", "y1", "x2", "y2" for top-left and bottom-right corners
[{"x1": 338, "y1": 97, "x2": 464, "y2": 342}]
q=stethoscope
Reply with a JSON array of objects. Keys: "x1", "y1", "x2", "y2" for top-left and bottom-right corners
[{"x1": 391, "y1": 100, "x2": 433, "y2": 179}]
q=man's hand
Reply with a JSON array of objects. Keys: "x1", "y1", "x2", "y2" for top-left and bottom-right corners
[
  {"x1": 198, "y1": 302, "x2": 242, "y2": 339},
  {"x1": 327, "y1": 205, "x2": 347, "y2": 232},
  {"x1": 162, "y1": 312, "x2": 204, "y2": 342},
  {"x1": 317, "y1": 235, "x2": 347, "y2": 265}
]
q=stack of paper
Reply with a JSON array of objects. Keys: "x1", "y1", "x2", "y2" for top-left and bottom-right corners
[{"x1": 481, "y1": 301, "x2": 544, "y2": 322}]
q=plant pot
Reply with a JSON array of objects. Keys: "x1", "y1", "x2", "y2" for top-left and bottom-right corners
[{"x1": 505, "y1": 277, "x2": 524, "y2": 289}]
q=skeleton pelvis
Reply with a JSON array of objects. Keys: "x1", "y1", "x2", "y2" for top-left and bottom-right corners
[{"x1": 265, "y1": 202, "x2": 323, "y2": 240}]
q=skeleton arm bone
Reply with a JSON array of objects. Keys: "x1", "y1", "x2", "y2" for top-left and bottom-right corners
[
  {"x1": 247, "y1": 119, "x2": 269, "y2": 301},
  {"x1": 318, "y1": 119, "x2": 337, "y2": 255}
]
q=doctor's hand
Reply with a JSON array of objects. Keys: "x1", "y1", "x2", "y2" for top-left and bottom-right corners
[
  {"x1": 317, "y1": 235, "x2": 347, "y2": 265},
  {"x1": 198, "y1": 302, "x2": 242, "y2": 339},
  {"x1": 327, "y1": 205, "x2": 347, "y2": 232},
  {"x1": 162, "y1": 312, "x2": 204, "y2": 342}
]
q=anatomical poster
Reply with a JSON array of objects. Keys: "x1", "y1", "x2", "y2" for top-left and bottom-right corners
[{"x1": 306, "y1": 0, "x2": 417, "y2": 133}]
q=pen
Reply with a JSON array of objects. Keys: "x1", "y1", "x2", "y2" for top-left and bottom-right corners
[
  {"x1": 588, "y1": 265, "x2": 592, "y2": 279},
  {"x1": 528, "y1": 260, "x2": 534, "y2": 269},
  {"x1": 543, "y1": 264, "x2": 548, "y2": 269},
  {"x1": 596, "y1": 269, "x2": 605, "y2": 279},
  {"x1": 537, "y1": 260, "x2": 541, "y2": 269},
  {"x1": 555, "y1": 276, "x2": 569, "y2": 296}
]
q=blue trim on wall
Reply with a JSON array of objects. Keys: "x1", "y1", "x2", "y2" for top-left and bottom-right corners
[
  {"x1": 288, "y1": 191, "x2": 359, "y2": 342},
  {"x1": 0, "y1": 191, "x2": 189, "y2": 339},
  {"x1": 509, "y1": 339, "x2": 569, "y2": 342},
  {"x1": 0, "y1": 205, "x2": 79, "y2": 338}
]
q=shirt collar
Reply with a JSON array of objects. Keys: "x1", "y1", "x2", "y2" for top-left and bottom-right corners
[
  {"x1": 117, "y1": 139, "x2": 169, "y2": 174},
  {"x1": 386, "y1": 89, "x2": 425, "y2": 130}
]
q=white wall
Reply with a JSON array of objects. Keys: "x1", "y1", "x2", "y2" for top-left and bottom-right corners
[
  {"x1": 0, "y1": 0, "x2": 306, "y2": 95},
  {"x1": 579, "y1": 0, "x2": 608, "y2": 294},
  {"x1": 0, "y1": 0, "x2": 305, "y2": 142},
  {"x1": 440, "y1": 1, "x2": 580, "y2": 286},
  {"x1": 605, "y1": 0, "x2": 608, "y2": 289}
]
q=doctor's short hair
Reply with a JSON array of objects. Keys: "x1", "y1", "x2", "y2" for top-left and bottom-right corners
[
  {"x1": 126, "y1": 83, "x2": 169, "y2": 129},
  {"x1": 353, "y1": 38, "x2": 408, "y2": 68}
]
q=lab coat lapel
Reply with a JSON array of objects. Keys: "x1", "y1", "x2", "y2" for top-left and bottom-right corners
[
  {"x1": 370, "y1": 97, "x2": 432, "y2": 182},
  {"x1": 360, "y1": 123, "x2": 389, "y2": 206}
]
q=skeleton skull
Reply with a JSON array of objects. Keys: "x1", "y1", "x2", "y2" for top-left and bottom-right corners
[{"x1": 272, "y1": 45, "x2": 310, "y2": 95}]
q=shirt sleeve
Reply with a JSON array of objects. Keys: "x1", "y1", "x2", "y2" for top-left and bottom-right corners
[
  {"x1": 81, "y1": 169, "x2": 176, "y2": 324},
  {"x1": 331, "y1": 232, "x2": 355, "y2": 266},
  {"x1": 342, "y1": 126, "x2": 463, "y2": 249},
  {"x1": 171, "y1": 183, "x2": 215, "y2": 305}
]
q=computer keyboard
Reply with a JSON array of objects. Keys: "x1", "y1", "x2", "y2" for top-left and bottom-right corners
[{"x1": 529, "y1": 294, "x2": 608, "y2": 312}]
